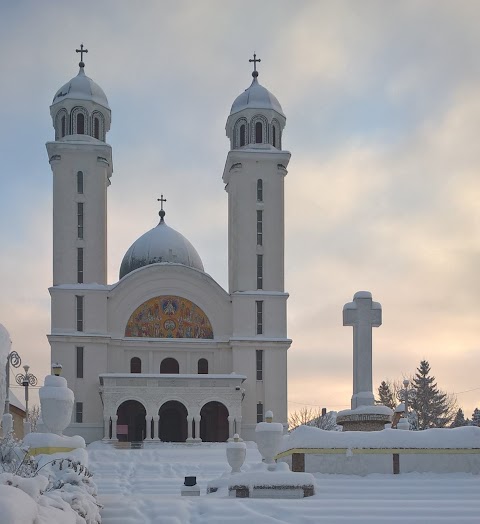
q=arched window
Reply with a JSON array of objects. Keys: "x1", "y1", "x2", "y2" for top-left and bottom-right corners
[
  {"x1": 240, "y1": 124, "x2": 246, "y2": 147},
  {"x1": 61, "y1": 115, "x2": 66, "y2": 138},
  {"x1": 130, "y1": 357, "x2": 141, "y2": 373},
  {"x1": 160, "y1": 358, "x2": 179, "y2": 374},
  {"x1": 77, "y1": 171, "x2": 84, "y2": 194},
  {"x1": 257, "y1": 179, "x2": 263, "y2": 202},
  {"x1": 255, "y1": 122, "x2": 263, "y2": 143},
  {"x1": 272, "y1": 125, "x2": 276, "y2": 147},
  {"x1": 77, "y1": 113, "x2": 85, "y2": 134},
  {"x1": 198, "y1": 358, "x2": 208, "y2": 374},
  {"x1": 94, "y1": 117, "x2": 100, "y2": 139}
]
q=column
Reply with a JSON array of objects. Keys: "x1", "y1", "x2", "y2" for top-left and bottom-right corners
[
  {"x1": 145, "y1": 415, "x2": 152, "y2": 439},
  {"x1": 235, "y1": 416, "x2": 243, "y2": 440},
  {"x1": 186, "y1": 415, "x2": 193, "y2": 442},
  {"x1": 194, "y1": 416, "x2": 201, "y2": 442},
  {"x1": 111, "y1": 415, "x2": 118, "y2": 441},
  {"x1": 228, "y1": 416, "x2": 235, "y2": 441},
  {"x1": 103, "y1": 416, "x2": 110, "y2": 440},
  {"x1": 153, "y1": 416, "x2": 159, "y2": 440}
]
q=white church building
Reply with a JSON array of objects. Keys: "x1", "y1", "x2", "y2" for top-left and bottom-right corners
[{"x1": 46, "y1": 50, "x2": 291, "y2": 444}]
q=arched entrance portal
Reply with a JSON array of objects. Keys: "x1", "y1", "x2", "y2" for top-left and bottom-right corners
[
  {"x1": 159, "y1": 401, "x2": 187, "y2": 442},
  {"x1": 200, "y1": 401, "x2": 229, "y2": 442},
  {"x1": 117, "y1": 400, "x2": 146, "y2": 442}
]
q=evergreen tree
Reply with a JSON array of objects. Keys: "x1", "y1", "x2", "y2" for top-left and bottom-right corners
[
  {"x1": 471, "y1": 408, "x2": 480, "y2": 427},
  {"x1": 450, "y1": 408, "x2": 467, "y2": 428},
  {"x1": 377, "y1": 380, "x2": 396, "y2": 410},
  {"x1": 410, "y1": 360, "x2": 456, "y2": 429}
]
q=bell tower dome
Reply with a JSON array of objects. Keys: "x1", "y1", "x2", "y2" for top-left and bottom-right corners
[{"x1": 50, "y1": 44, "x2": 111, "y2": 142}]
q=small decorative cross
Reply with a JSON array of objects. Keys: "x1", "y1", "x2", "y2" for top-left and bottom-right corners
[
  {"x1": 76, "y1": 44, "x2": 88, "y2": 66},
  {"x1": 157, "y1": 194, "x2": 167, "y2": 211},
  {"x1": 249, "y1": 53, "x2": 261, "y2": 77}
]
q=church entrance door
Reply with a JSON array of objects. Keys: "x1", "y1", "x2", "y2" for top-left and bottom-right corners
[
  {"x1": 200, "y1": 401, "x2": 229, "y2": 442},
  {"x1": 159, "y1": 401, "x2": 187, "y2": 442},
  {"x1": 117, "y1": 400, "x2": 146, "y2": 442}
]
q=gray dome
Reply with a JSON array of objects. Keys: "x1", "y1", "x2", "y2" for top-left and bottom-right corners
[
  {"x1": 119, "y1": 217, "x2": 204, "y2": 279},
  {"x1": 230, "y1": 77, "x2": 284, "y2": 117},
  {"x1": 52, "y1": 67, "x2": 110, "y2": 110}
]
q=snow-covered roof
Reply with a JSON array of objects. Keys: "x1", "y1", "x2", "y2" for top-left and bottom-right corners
[{"x1": 8, "y1": 389, "x2": 25, "y2": 412}]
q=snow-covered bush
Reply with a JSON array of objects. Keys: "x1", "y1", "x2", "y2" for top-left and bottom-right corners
[{"x1": 0, "y1": 433, "x2": 101, "y2": 523}]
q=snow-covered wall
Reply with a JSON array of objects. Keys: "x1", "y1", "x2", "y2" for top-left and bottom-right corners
[{"x1": 278, "y1": 426, "x2": 480, "y2": 475}]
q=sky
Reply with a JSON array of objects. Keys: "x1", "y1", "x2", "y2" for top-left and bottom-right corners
[{"x1": 0, "y1": 0, "x2": 479, "y2": 420}]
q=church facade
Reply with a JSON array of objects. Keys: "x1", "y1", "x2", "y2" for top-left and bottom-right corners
[{"x1": 46, "y1": 51, "x2": 291, "y2": 444}]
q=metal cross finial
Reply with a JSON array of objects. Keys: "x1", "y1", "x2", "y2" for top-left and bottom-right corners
[
  {"x1": 249, "y1": 53, "x2": 261, "y2": 78},
  {"x1": 76, "y1": 44, "x2": 88, "y2": 67},
  {"x1": 157, "y1": 195, "x2": 167, "y2": 220}
]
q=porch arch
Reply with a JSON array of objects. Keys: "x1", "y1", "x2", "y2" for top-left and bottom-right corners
[
  {"x1": 158, "y1": 400, "x2": 188, "y2": 442},
  {"x1": 116, "y1": 399, "x2": 146, "y2": 442}
]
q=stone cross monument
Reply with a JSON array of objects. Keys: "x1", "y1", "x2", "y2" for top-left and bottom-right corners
[
  {"x1": 343, "y1": 291, "x2": 382, "y2": 409},
  {"x1": 337, "y1": 291, "x2": 392, "y2": 431}
]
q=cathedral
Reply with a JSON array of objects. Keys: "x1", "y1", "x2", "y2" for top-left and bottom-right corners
[{"x1": 46, "y1": 48, "x2": 291, "y2": 444}]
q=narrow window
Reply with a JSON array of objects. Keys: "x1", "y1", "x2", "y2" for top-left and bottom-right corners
[
  {"x1": 77, "y1": 171, "x2": 84, "y2": 194},
  {"x1": 76, "y1": 346, "x2": 84, "y2": 378},
  {"x1": 255, "y1": 122, "x2": 263, "y2": 143},
  {"x1": 77, "y1": 113, "x2": 85, "y2": 134},
  {"x1": 76, "y1": 295, "x2": 84, "y2": 332},
  {"x1": 257, "y1": 402, "x2": 264, "y2": 423},
  {"x1": 75, "y1": 402, "x2": 83, "y2": 423},
  {"x1": 160, "y1": 358, "x2": 179, "y2": 374},
  {"x1": 257, "y1": 179, "x2": 263, "y2": 202},
  {"x1": 272, "y1": 125, "x2": 276, "y2": 147},
  {"x1": 94, "y1": 117, "x2": 100, "y2": 139},
  {"x1": 240, "y1": 124, "x2": 246, "y2": 147},
  {"x1": 256, "y1": 350, "x2": 263, "y2": 381},
  {"x1": 198, "y1": 358, "x2": 208, "y2": 374},
  {"x1": 257, "y1": 254, "x2": 263, "y2": 290},
  {"x1": 77, "y1": 203, "x2": 84, "y2": 239},
  {"x1": 61, "y1": 115, "x2": 66, "y2": 137},
  {"x1": 77, "y1": 248, "x2": 84, "y2": 284},
  {"x1": 130, "y1": 357, "x2": 141, "y2": 373},
  {"x1": 257, "y1": 210, "x2": 263, "y2": 246},
  {"x1": 256, "y1": 300, "x2": 263, "y2": 335}
]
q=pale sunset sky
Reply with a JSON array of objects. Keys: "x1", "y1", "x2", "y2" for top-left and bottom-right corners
[{"x1": 0, "y1": 1, "x2": 479, "y2": 418}]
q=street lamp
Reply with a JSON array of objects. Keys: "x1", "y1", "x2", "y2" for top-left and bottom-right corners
[
  {"x1": 52, "y1": 363, "x2": 63, "y2": 376},
  {"x1": 15, "y1": 364, "x2": 37, "y2": 434},
  {"x1": 5, "y1": 350, "x2": 21, "y2": 415}
]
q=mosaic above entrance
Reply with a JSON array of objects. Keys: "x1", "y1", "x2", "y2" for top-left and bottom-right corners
[{"x1": 125, "y1": 296, "x2": 213, "y2": 339}]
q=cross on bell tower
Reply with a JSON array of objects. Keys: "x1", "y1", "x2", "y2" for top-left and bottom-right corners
[
  {"x1": 249, "y1": 53, "x2": 261, "y2": 78},
  {"x1": 157, "y1": 194, "x2": 167, "y2": 221},
  {"x1": 76, "y1": 44, "x2": 88, "y2": 68}
]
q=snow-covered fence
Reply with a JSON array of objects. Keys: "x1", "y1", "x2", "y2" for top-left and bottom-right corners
[{"x1": 277, "y1": 426, "x2": 480, "y2": 475}]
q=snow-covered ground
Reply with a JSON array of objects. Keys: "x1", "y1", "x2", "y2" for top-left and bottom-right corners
[{"x1": 88, "y1": 442, "x2": 480, "y2": 524}]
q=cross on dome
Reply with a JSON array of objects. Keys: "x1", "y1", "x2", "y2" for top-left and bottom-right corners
[
  {"x1": 157, "y1": 194, "x2": 167, "y2": 220},
  {"x1": 249, "y1": 53, "x2": 261, "y2": 78},
  {"x1": 76, "y1": 44, "x2": 88, "y2": 68}
]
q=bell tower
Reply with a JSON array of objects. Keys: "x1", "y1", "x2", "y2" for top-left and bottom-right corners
[
  {"x1": 46, "y1": 45, "x2": 113, "y2": 287},
  {"x1": 223, "y1": 56, "x2": 291, "y2": 436}
]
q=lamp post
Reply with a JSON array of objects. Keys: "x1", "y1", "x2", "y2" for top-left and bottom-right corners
[
  {"x1": 397, "y1": 379, "x2": 416, "y2": 429},
  {"x1": 5, "y1": 350, "x2": 21, "y2": 415},
  {"x1": 15, "y1": 364, "x2": 37, "y2": 434}
]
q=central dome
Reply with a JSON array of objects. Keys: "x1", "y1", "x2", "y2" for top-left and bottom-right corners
[{"x1": 119, "y1": 215, "x2": 204, "y2": 279}]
